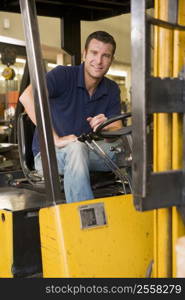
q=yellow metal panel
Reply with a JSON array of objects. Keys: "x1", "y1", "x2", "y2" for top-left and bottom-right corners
[
  {"x1": 39, "y1": 195, "x2": 153, "y2": 278},
  {"x1": 0, "y1": 210, "x2": 13, "y2": 278},
  {"x1": 172, "y1": 114, "x2": 182, "y2": 169},
  {"x1": 153, "y1": 0, "x2": 173, "y2": 278},
  {"x1": 172, "y1": 0, "x2": 185, "y2": 278}
]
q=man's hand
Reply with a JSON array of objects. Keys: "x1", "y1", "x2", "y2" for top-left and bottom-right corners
[
  {"x1": 54, "y1": 134, "x2": 77, "y2": 148},
  {"x1": 87, "y1": 114, "x2": 107, "y2": 132}
]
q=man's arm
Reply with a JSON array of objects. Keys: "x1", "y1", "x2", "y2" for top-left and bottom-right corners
[
  {"x1": 19, "y1": 85, "x2": 77, "y2": 148},
  {"x1": 19, "y1": 84, "x2": 37, "y2": 125}
]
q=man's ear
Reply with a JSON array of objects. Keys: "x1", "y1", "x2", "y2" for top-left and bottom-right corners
[{"x1": 82, "y1": 49, "x2": 86, "y2": 61}]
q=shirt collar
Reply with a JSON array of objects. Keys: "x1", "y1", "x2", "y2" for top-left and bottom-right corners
[{"x1": 77, "y1": 63, "x2": 108, "y2": 100}]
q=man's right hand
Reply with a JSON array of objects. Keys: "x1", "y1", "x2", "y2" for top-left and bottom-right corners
[{"x1": 54, "y1": 134, "x2": 77, "y2": 148}]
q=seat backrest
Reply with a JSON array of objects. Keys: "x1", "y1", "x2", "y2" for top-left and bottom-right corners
[{"x1": 17, "y1": 112, "x2": 35, "y2": 174}]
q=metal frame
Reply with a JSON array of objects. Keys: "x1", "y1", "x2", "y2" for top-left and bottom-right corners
[
  {"x1": 131, "y1": 0, "x2": 185, "y2": 211},
  {"x1": 19, "y1": 0, "x2": 63, "y2": 205},
  {"x1": 18, "y1": 0, "x2": 138, "y2": 206}
]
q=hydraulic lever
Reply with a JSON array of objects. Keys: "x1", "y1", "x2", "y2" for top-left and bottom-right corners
[{"x1": 78, "y1": 133, "x2": 132, "y2": 194}]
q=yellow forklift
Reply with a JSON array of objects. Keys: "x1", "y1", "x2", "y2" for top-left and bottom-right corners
[{"x1": 0, "y1": 0, "x2": 184, "y2": 278}]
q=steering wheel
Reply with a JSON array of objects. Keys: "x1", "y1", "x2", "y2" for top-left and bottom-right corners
[{"x1": 94, "y1": 113, "x2": 132, "y2": 138}]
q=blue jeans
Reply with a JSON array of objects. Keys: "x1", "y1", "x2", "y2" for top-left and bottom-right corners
[{"x1": 34, "y1": 140, "x2": 120, "y2": 203}]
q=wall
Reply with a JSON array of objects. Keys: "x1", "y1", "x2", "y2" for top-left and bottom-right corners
[
  {"x1": 0, "y1": 11, "x2": 131, "y2": 102},
  {"x1": 81, "y1": 14, "x2": 131, "y2": 64},
  {"x1": 0, "y1": 11, "x2": 131, "y2": 64}
]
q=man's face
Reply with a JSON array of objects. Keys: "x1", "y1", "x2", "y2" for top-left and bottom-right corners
[{"x1": 83, "y1": 38, "x2": 114, "y2": 80}]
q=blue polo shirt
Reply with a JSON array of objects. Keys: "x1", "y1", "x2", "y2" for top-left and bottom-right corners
[{"x1": 32, "y1": 63, "x2": 121, "y2": 156}]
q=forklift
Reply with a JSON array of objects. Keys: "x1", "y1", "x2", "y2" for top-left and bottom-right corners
[{"x1": 0, "y1": 0, "x2": 184, "y2": 278}]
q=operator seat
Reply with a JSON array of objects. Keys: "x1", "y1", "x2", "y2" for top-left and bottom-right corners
[{"x1": 16, "y1": 112, "x2": 45, "y2": 192}]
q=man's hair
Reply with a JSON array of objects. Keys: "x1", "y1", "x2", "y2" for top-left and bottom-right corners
[{"x1": 85, "y1": 31, "x2": 116, "y2": 56}]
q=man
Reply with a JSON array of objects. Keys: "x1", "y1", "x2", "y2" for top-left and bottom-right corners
[{"x1": 19, "y1": 31, "x2": 122, "y2": 203}]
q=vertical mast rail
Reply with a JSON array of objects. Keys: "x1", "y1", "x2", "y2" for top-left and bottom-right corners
[
  {"x1": 131, "y1": 0, "x2": 185, "y2": 211},
  {"x1": 131, "y1": 0, "x2": 147, "y2": 206},
  {"x1": 19, "y1": 0, "x2": 62, "y2": 205}
]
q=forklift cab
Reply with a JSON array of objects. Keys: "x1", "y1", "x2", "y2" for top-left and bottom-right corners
[{"x1": 10, "y1": 104, "x2": 152, "y2": 278}]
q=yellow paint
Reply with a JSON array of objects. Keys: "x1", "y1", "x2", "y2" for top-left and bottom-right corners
[
  {"x1": 153, "y1": 0, "x2": 173, "y2": 278},
  {"x1": 0, "y1": 210, "x2": 13, "y2": 278},
  {"x1": 39, "y1": 195, "x2": 153, "y2": 278}
]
